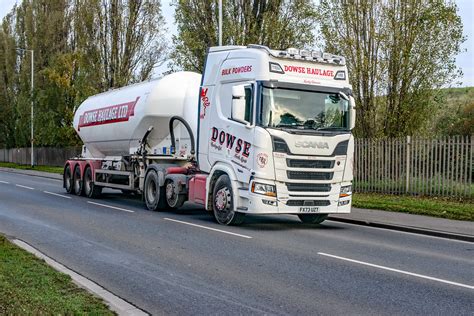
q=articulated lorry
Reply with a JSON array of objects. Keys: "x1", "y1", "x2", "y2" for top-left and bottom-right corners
[{"x1": 64, "y1": 45, "x2": 356, "y2": 225}]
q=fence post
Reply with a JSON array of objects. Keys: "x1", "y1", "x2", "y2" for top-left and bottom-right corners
[{"x1": 406, "y1": 135, "x2": 411, "y2": 193}]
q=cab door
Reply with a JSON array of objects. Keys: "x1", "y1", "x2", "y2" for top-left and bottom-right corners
[{"x1": 218, "y1": 81, "x2": 255, "y2": 183}]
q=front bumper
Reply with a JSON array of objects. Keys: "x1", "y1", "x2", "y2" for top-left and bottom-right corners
[{"x1": 239, "y1": 180, "x2": 352, "y2": 215}]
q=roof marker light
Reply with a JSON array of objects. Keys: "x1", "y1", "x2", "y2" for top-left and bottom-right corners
[
  {"x1": 311, "y1": 51, "x2": 322, "y2": 59},
  {"x1": 334, "y1": 70, "x2": 346, "y2": 80},
  {"x1": 269, "y1": 62, "x2": 285, "y2": 74},
  {"x1": 322, "y1": 52, "x2": 332, "y2": 60},
  {"x1": 287, "y1": 48, "x2": 299, "y2": 56},
  {"x1": 299, "y1": 50, "x2": 310, "y2": 58}
]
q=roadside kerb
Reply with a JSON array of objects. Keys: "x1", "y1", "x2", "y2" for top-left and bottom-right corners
[
  {"x1": 0, "y1": 167, "x2": 62, "y2": 180},
  {"x1": 328, "y1": 216, "x2": 474, "y2": 243},
  {"x1": 12, "y1": 239, "x2": 148, "y2": 316}
]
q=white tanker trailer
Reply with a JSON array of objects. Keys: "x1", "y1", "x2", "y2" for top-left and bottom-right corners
[
  {"x1": 64, "y1": 45, "x2": 356, "y2": 225},
  {"x1": 74, "y1": 71, "x2": 200, "y2": 158}
]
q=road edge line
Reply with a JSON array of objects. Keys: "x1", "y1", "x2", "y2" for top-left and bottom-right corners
[
  {"x1": 328, "y1": 216, "x2": 474, "y2": 243},
  {"x1": 12, "y1": 239, "x2": 149, "y2": 315},
  {"x1": 0, "y1": 167, "x2": 62, "y2": 181}
]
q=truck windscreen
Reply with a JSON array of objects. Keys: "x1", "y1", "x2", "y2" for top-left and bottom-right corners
[{"x1": 259, "y1": 87, "x2": 349, "y2": 131}]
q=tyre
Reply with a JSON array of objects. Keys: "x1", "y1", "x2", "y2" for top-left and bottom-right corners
[
  {"x1": 83, "y1": 166, "x2": 102, "y2": 198},
  {"x1": 72, "y1": 165, "x2": 83, "y2": 196},
  {"x1": 64, "y1": 164, "x2": 73, "y2": 194},
  {"x1": 164, "y1": 179, "x2": 186, "y2": 209},
  {"x1": 144, "y1": 170, "x2": 161, "y2": 211},
  {"x1": 298, "y1": 214, "x2": 328, "y2": 224},
  {"x1": 212, "y1": 174, "x2": 245, "y2": 225}
]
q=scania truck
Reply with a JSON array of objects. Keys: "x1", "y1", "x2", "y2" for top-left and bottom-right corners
[{"x1": 64, "y1": 44, "x2": 356, "y2": 225}]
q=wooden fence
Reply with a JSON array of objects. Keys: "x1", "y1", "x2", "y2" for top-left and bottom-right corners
[
  {"x1": 354, "y1": 136, "x2": 473, "y2": 198},
  {"x1": 1, "y1": 136, "x2": 473, "y2": 198},
  {"x1": 0, "y1": 147, "x2": 81, "y2": 167}
]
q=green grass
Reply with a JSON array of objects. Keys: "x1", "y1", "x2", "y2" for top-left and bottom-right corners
[
  {"x1": 355, "y1": 177, "x2": 474, "y2": 198},
  {"x1": 0, "y1": 235, "x2": 114, "y2": 314},
  {"x1": 353, "y1": 193, "x2": 474, "y2": 221},
  {"x1": 0, "y1": 162, "x2": 63, "y2": 174}
]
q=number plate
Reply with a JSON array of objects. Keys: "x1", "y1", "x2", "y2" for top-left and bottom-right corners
[{"x1": 299, "y1": 207, "x2": 319, "y2": 213}]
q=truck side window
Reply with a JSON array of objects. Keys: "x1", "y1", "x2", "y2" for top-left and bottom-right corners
[{"x1": 244, "y1": 85, "x2": 253, "y2": 123}]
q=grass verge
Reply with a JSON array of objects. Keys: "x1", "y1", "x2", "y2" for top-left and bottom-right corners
[
  {"x1": 0, "y1": 235, "x2": 114, "y2": 314},
  {"x1": 353, "y1": 193, "x2": 474, "y2": 221},
  {"x1": 0, "y1": 162, "x2": 63, "y2": 174}
]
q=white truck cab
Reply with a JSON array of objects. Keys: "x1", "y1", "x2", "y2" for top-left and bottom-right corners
[{"x1": 198, "y1": 45, "x2": 355, "y2": 223}]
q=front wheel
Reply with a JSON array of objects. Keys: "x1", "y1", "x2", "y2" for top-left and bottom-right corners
[
  {"x1": 212, "y1": 175, "x2": 245, "y2": 225},
  {"x1": 298, "y1": 214, "x2": 328, "y2": 224}
]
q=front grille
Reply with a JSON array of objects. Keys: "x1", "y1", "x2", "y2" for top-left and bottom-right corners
[
  {"x1": 287, "y1": 171, "x2": 333, "y2": 180},
  {"x1": 287, "y1": 200, "x2": 330, "y2": 207},
  {"x1": 286, "y1": 183, "x2": 331, "y2": 192},
  {"x1": 287, "y1": 159, "x2": 334, "y2": 169}
]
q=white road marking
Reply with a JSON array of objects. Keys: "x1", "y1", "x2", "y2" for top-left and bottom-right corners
[
  {"x1": 87, "y1": 201, "x2": 134, "y2": 213},
  {"x1": 164, "y1": 218, "x2": 253, "y2": 239},
  {"x1": 15, "y1": 184, "x2": 34, "y2": 190},
  {"x1": 0, "y1": 180, "x2": 9, "y2": 184},
  {"x1": 327, "y1": 219, "x2": 474, "y2": 244},
  {"x1": 318, "y1": 252, "x2": 474, "y2": 290},
  {"x1": 44, "y1": 191, "x2": 72, "y2": 199}
]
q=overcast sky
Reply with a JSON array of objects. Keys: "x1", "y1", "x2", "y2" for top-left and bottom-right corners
[{"x1": 1, "y1": 0, "x2": 473, "y2": 86}]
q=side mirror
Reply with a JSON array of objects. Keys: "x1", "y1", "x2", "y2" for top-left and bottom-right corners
[
  {"x1": 349, "y1": 96, "x2": 356, "y2": 130},
  {"x1": 232, "y1": 85, "x2": 247, "y2": 123}
]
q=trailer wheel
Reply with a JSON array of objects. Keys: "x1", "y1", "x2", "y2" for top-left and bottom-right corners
[
  {"x1": 83, "y1": 166, "x2": 102, "y2": 198},
  {"x1": 64, "y1": 164, "x2": 73, "y2": 194},
  {"x1": 212, "y1": 174, "x2": 245, "y2": 225},
  {"x1": 144, "y1": 170, "x2": 161, "y2": 211},
  {"x1": 164, "y1": 179, "x2": 185, "y2": 209},
  {"x1": 297, "y1": 214, "x2": 328, "y2": 224},
  {"x1": 73, "y1": 165, "x2": 83, "y2": 196}
]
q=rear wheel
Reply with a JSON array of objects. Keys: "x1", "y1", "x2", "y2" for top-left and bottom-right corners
[
  {"x1": 64, "y1": 164, "x2": 73, "y2": 194},
  {"x1": 73, "y1": 165, "x2": 83, "y2": 196},
  {"x1": 298, "y1": 214, "x2": 328, "y2": 224},
  {"x1": 164, "y1": 179, "x2": 186, "y2": 209},
  {"x1": 212, "y1": 174, "x2": 245, "y2": 225},
  {"x1": 83, "y1": 166, "x2": 102, "y2": 198},
  {"x1": 144, "y1": 170, "x2": 160, "y2": 211}
]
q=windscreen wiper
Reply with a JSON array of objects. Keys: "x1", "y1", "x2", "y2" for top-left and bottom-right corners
[{"x1": 316, "y1": 126, "x2": 348, "y2": 131}]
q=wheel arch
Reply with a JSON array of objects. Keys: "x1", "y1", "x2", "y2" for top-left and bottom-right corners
[
  {"x1": 145, "y1": 164, "x2": 167, "y2": 187},
  {"x1": 206, "y1": 162, "x2": 240, "y2": 211}
]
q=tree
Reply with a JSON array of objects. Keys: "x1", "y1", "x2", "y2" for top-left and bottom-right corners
[
  {"x1": 0, "y1": 0, "x2": 167, "y2": 148},
  {"x1": 74, "y1": 0, "x2": 168, "y2": 89},
  {"x1": 171, "y1": 0, "x2": 317, "y2": 72},
  {"x1": 318, "y1": 0, "x2": 464, "y2": 138}
]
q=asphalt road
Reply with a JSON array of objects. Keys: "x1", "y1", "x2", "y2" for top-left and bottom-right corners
[{"x1": 0, "y1": 171, "x2": 473, "y2": 315}]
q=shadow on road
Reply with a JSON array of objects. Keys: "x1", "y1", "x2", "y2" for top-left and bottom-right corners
[{"x1": 96, "y1": 193, "x2": 345, "y2": 232}]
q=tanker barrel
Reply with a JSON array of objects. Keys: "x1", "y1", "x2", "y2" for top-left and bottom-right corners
[{"x1": 169, "y1": 116, "x2": 196, "y2": 156}]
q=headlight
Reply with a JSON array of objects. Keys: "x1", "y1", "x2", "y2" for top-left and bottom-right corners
[
  {"x1": 340, "y1": 185, "x2": 352, "y2": 197},
  {"x1": 251, "y1": 181, "x2": 277, "y2": 197}
]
